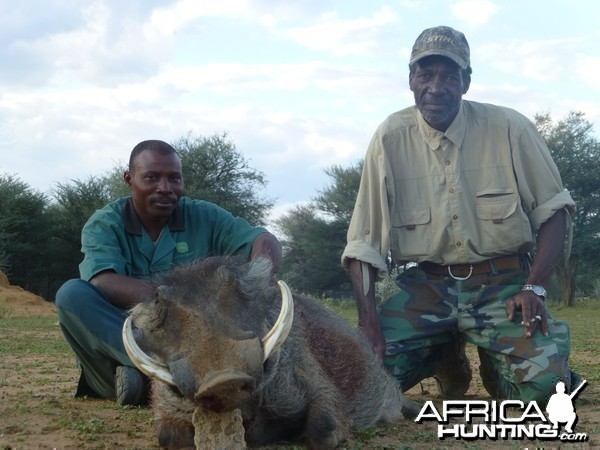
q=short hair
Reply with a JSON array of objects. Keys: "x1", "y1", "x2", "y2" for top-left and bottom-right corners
[{"x1": 128, "y1": 140, "x2": 179, "y2": 171}]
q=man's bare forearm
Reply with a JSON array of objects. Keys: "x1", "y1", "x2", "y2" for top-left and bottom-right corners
[{"x1": 90, "y1": 272, "x2": 154, "y2": 309}]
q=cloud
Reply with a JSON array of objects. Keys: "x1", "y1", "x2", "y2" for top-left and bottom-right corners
[
  {"x1": 576, "y1": 56, "x2": 600, "y2": 91},
  {"x1": 0, "y1": 1, "x2": 171, "y2": 88},
  {"x1": 451, "y1": 0, "x2": 499, "y2": 25},
  {"x1": 145, "y1": 0, "x2": 252, "y2": 36},
  {"x1": 286, "y1": 6, "x2": 398, "y2": 56},
  {"x1": 0, "y1": 2, "x2": 80, "y2": 85},
  {"x1": 144, "y1": 0, "x2": 322, "y2": 33},
  {"x1": 477, "y1": 36, "x2": 584, "y2": 82}
]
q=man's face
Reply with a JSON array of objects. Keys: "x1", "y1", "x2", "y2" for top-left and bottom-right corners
[
  {"x1": 409, "y1": 55, "x2": 470, "y2": 131},
  {"x1": 124, "y1": 149, "x2": 184, "y2": 222}
]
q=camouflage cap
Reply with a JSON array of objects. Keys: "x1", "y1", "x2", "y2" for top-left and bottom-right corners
[{"x1": 409, "y1": 26, "x2": 470, "y2": 70}]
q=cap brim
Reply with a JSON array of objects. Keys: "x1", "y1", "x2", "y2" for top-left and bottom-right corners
[{"x1": 410, "y1": 49, "x2": 468, "y2": 70}]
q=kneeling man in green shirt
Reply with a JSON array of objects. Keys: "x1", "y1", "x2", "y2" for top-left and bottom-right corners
[{"x1": 56, "y1": 139, "x2": 281, "y2": 405}]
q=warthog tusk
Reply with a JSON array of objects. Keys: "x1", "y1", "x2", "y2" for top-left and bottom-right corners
[
  {"x1": 261, "y1": 280, "x2": 294, "y2": 362},
  {"x1": 122, "y1": 316, "x2": 176, "y2": 386}
]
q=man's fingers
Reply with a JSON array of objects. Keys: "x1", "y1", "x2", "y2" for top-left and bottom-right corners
[
  {"x1": 521, "y1": 304, "x2": 531, "y2": 327},
  {"x1": 538, "y1": 311, "x2": 549, "y2": 337},
  {"x1": 505, "y1": 297, "x2": 516, "y2": 320},
  {"x1": 540, "y1": 317, "x2": 549, "y2": 337},
  {"x1": 525, "y1": 315, "x2": 537, "y2": 338},
  {"x1": 520, "y1": 301, "x2": 533, "y2": 337},
  {"x1": 505, "y1": 293, "x2": 548, "y2": 338},
  {"x1": 527, "y1": 313, "x2": 548, "y2": 338}
]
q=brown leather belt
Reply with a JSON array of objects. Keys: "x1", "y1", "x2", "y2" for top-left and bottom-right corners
[{"x1": 419, "y1": 255, "x2": 522, "y2": 279}]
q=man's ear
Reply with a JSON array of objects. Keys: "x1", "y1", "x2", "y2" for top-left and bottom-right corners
[
  {"x1": 462, "y1": 73, "x2": 471, "y2": 95},
  {"x1": 123, "y1": 170, "x2": 132, "y2": 188}
]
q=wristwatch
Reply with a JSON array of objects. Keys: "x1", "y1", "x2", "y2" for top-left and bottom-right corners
[{"x1": 521, "y1": 284, "x2": 546, "y2": 299}]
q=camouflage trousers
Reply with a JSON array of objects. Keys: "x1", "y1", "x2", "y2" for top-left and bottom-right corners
[{"x1": 378, "y1": 267, "x2": 574, "y2": 404}]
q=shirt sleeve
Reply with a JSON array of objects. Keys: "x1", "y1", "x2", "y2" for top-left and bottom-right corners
[
  {"x1": 197, "y1": 201, "x2": 268, "y2": 259},
  {"x1": 78, "y1": 208, "x2": 128, "y2": 281},
  {"x1": 511, "y1": 121, "x2": 576, "y2": 232},
  {"x1": 341, "y1": 130, "x2": 391, "y2": 278}
]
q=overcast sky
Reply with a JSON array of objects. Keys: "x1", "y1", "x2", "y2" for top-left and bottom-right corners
[{"x1": 1, "y1": 0, "x2": 599, "y2": 224}]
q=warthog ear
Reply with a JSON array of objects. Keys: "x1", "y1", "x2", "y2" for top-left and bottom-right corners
[{"x1": 216, "y1": 266, "x2": 238, "y2": 287}]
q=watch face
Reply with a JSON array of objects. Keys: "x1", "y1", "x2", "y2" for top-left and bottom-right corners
[
  {"x1": 533, "y1": 286, "x2": 545, "y2": 296},
  {"x1": 530, "y1": 285, "x2": 546, "y2": 296}
]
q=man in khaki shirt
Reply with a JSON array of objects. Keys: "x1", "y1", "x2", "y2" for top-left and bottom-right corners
[{"x1": 342, "y1": 26, "x2": 578, "y2": 403}]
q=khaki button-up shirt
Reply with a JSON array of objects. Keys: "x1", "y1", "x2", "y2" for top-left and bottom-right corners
[{"x1": 342, "y1": 100, "x2": 575, "y2": 278}]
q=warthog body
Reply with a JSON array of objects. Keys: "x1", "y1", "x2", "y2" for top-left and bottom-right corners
[{"x1": 125, "y1": 256, "x2": 416, "y2": 449}]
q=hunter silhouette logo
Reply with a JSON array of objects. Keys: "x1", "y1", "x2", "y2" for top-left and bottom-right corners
[
  {"x1": 415, "y1": 379, "x2": 589, "y2": 442},
  {"x1": 546, "y1": 379, "x2": 587, "y2": 434}
]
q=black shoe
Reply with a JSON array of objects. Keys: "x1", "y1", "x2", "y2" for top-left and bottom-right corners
[
  {"x1": 569, "y1": 370, "x2": 585, "y2": 397},
  {"x1": 433, "y1": 336, "x2": 472, "y2": 398},
  {"x1": 74, "y1": 371, "x2": 102, "y2": 399},
  {"x1": 115, "y1": 366, "x2": 149, "y2": 406}
]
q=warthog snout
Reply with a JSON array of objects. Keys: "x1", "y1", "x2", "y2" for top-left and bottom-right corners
[{"x1": 195, "y1": 370, "x2": 256, "y2": 413}]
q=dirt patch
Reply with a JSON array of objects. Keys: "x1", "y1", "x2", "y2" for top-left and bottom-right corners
[{"x1": 0, "y1": 271, "x2": 56, "y2": 317}]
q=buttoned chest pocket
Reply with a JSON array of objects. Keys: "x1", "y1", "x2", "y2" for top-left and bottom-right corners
[
  {"x1": 475, "y1": 190, "x2": 531, "y2": 251},
  {"x1": 390, "y1": 208, "x2": 432, "y2": 259}
]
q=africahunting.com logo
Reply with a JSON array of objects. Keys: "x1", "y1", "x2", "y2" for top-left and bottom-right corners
[{"x1": 415, "y1": 380, "x2": 588, "y2": 443}]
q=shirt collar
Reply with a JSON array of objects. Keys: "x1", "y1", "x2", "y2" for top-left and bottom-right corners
[
  {"x1": 416, "y1": 100, "x2": 467, "y2": 150},
  {"x1": 123, "y1": 197, "x2": 185, "y2": 236}
]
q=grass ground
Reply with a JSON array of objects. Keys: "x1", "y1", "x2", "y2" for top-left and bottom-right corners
[{"x1": 0, "y1": 296, "x2": 598, "y2": 449}]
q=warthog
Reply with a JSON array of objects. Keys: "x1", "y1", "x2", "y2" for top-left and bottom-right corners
[{"x1": 123, "y1": 256, "x2": 418, "y2": 449}]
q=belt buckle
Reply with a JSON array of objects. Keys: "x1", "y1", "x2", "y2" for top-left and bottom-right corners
[{"x1": 448, "y1": 264, "x2": 473, "y2": 280}]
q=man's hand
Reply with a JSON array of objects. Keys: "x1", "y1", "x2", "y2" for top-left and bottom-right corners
[
  {"x1": 250, "y1": 232, "x2": 282, "y2": 274},
  {"x1": 505, "y1": 291, "x2": 548, "y2": 338},
  {"x1": 506, "y1": 208, "x2": 567, "y2": 339}
]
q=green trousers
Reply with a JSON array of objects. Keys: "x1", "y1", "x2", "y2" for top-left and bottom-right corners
[
  {"x1": 55, "y1": 279, "x2": 134, "y2": 399},
  {"x1": 379, "y1": 267, "x2": 574, "y2": 405}
]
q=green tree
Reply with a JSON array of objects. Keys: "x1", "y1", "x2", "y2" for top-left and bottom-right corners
[
  {"x1": 101, "y1": 166, "x2": 130, "y2": 199},
  {"x1": 535, "y1": 112, "x2": 600, "y2": 304},
  {"x1": 0, "y1": 174, "x2": 51, "y2": 295},
  {"x1": 277, "y1": 162, "x2": 362, "y2": 296},
  {"x1": 314, "y1": 164, "x2": 363, "y2": 223},
  {"x1": 44, "y1": 176, "x2": 117, "y2": 297},
  {"x1": 173, "y1": 133, "x2": 274, "y2": 225}
]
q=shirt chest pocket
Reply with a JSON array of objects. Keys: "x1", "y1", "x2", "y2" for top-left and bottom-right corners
[
  {"x1": 391, "y1": 208, "x2": 432, "y2": 259},
  {"x1": 475, "y1": 190, "x2": 531, "y2": 250},
  {"x1": 475, "y1": 191, "x2": 517, "y2": 222}
]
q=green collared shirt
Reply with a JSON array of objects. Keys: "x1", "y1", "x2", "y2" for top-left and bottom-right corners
[
  {"x1": 79, "y1": 197, "x2": 267, "y2": 281},
  {"x1": 342, "y1": 100, "x2": 575, "y2": 277}
]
